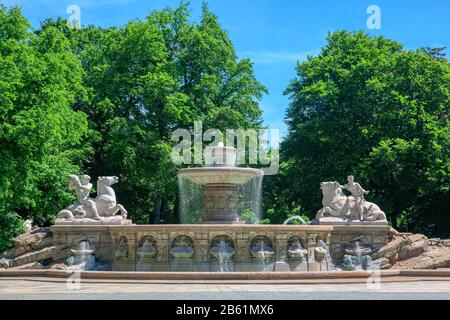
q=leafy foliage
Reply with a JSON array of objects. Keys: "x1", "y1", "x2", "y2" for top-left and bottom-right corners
[
  {"x1": 1, "y1": 5, "x2": 449, "y2": 250},
  {"x1": 36, "y1": 3, "x2": 266, "y2": 225},
  {"x1": 275, "y1": 31, "x2": 450, "y2": 236},
  {"x1": 0, "y1": 5, "x2": 92, "y2": 250}
]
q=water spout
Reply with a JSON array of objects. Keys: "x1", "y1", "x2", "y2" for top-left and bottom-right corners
[
  {"x1": 66, "y1": 240, "x2": 95, "y2": 270},
  {"x1": 283, "y1": 216, "x2": 306, "y2": 225},
  {"x1": 218, "y1": 239, "x2": 228, "y2": 272},
  {"x1": 260, "y1": 240, "x2": 266, "y2": 270},
  {"x1": 354, "y1": 240, "x2": 362, "y2": 269}
]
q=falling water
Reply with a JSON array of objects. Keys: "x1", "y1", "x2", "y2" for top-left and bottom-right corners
[
  {"x1": 259, "y1": 240, "x2": 266, "y2": 270},
  {"x1": 178, "y1": 175, "x2": 204, "y2": 224},
  {"x1": 178, "y1": 174, "x2": 263, "y2": 224},
  {"x1": 237, "y1": 175, "x2": 263, "y2": 223},
  {"x1": 354, "y1": 240, "x2": 362, "y2": 269},
  {"x1": 322, "y1": 241, "x2": 336, "y2": 271},
  {"x1": 66, "y1": 240, "x2": 95, "y2": 270},
  {"x1": 218, "y1": 239, "x2": 229, "y2": 272},
  {"x1": 283, "y1": 216, "x2": 306, "y2": 225}
]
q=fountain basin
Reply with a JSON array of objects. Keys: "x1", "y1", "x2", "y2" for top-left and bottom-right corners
[
  {"x1": 178, "y1": 167, "x2": 263, "y2": 185},
  {"x1": 210, "y1": 247, "x2": 235, "y2": 260},
  {"x1": 179, "y1": 167, "x2": 264, "y2": 223},
  {"x1": 343, "y1": 243, "x2": 374, "y2": 256},
  {"x1": 51, "y1": 224, "x2": 390, "y2": 272},
  {"x1": 70, "y1": 249, "x2": 93, "y2": 255},
  {"x1": 138, "y1": 252, "x2": 157, "y2": 260},
  {"x1": 170, "y1": 247, "x2": 195, "y2": 260},
  {"x1": 137, "y1": 249, "x2": 157, "y2": 260},
  {"x1": 178, "y1": 143, "x2": 264, "y2": 224},
  {"x1": 204, "y1": 145, "x2": 237, "y2": 167},
  {"x1": 250, "y1": 248, "x2": 274, "y2": 260}
]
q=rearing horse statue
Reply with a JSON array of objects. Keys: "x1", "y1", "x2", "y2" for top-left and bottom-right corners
[
  {"x1": 56, "y1": 175, "x2": 127, "y2": 220},
  {"x1": 95, "y1": 176, "x2": 127, "y2": 218}
]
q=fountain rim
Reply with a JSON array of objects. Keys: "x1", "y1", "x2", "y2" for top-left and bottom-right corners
[
  {"x1": 70, "y1": 249, "x2": 93, "y2": 254},
  {"x1": 178, "y1": 167, "x2": 264, "y2": 185},
  {"x1": 178, "y1": 167, "x2": 264, "y2": 176}
]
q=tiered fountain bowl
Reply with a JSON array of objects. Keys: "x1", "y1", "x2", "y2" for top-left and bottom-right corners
[{"x1": 178, "y1": 143, "x2": 264, "y2": 224}]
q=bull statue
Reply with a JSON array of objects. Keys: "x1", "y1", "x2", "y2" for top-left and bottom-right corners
[{"x1": 315, "y1": 176, "x2": 386, "y2": 223}]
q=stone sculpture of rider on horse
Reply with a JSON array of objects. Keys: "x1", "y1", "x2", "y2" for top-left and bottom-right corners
[{"x1": 55, "y1": 174, "x2": 128, "y2": 224}]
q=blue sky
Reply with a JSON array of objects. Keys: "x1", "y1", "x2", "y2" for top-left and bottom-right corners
[{"x1": 3, "y1": 0, "x2": 450, "y2": 136}]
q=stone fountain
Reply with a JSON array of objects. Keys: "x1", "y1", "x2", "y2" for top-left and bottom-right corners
[
  {"x1": 178, "y1": 142, "x2": 264, "y2": 224},
  {"x1": 49, "y1": 155, "x2": 391, "y2": 272}
]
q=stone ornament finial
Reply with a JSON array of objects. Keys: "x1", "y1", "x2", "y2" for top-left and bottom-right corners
[
  {"x1": 56, "y1": 175, "x2": 130, "y2": 225},
  {"x1": 316, "y1": 176, "x2": 387, "y2": 224}
]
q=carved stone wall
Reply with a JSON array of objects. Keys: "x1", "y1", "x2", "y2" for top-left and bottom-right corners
[
  {"x1": 329, "y1": 225, "x2": 391, "y2": 263},
  {"x1": 50, "y1": 224, "x2": 390, "y2": 271}
]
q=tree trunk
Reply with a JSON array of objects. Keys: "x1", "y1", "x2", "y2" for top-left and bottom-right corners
[
  {"x1": 160, "y1": 198, "x2": 168, "y2": 224},
  {"x1": 173, "y1": 194, "x2": 180, "y2": 224},
  {"x1": 390, "y1": 210, "x2": 398, "y2": 229},
  {"x1": 153, "y1": 196, "x2": 162, "y2": 224}
]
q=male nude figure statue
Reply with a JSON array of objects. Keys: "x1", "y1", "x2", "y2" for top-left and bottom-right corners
[
  {"x1": 73, "y1": 175, "x2": 102, "y2": 220},
  {"x1": 339, "y1": 175, "x2": 369, "y2": 221}
]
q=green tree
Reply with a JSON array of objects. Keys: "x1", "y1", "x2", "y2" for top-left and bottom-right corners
[
  {"x1": 281, "y1": 31, "x2": 450, "y2": 235},
  {"x1": 40, "y1": 3, "x2": 266, "y2": 224},
  {"x1": 0, "y1": 6, "x2": 92, "y2": 250}
]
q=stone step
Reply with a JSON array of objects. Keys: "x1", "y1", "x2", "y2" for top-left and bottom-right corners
[
  {"x1": 2, "y1": 234, "x2": 53, "y2": 260},
  {"x1": 9, "y1": 262, "x2": 45, "y2": 270},
  {"x1": 0, "y1": 258, "x2": 10, "y2": 268},
  {"x1": 10, "y1": 245, "x2": 70, "y2": 268}
]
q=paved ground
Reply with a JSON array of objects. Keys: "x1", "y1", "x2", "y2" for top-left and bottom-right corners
[{"x1": 1, "y1": 278, "x2": 450, "y2": 299}]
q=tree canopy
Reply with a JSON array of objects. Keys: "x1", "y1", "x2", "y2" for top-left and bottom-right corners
[
  {"x1": 59, "y1": 3, "x2": 266, "y2": 224},
  {"x1": 1, "y1": 5, "x2": 449, "y2": 251},
  {"x1": 0, "y1": 5, "x2": 92, "y2": 249},
  {"x1": 0, "y1": 3, "x2": 266, "y2": 249},
  {"x1": 271, "y1": 31, "x2": 450, "y2": 236}
]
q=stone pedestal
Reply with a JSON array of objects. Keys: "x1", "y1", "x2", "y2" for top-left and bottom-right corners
[
  {"x1": 155, "y1": 233, "x2": 169, "y2": 261},
  {"x1": 203, "y1": 184, "x2": 239, "y2": 223},
  {"x1": 289, "y1": 260, "x2": 307, "y2": 271},
  {"x1": 275, "y1": 234, "x2": 288, "y2": 261},
  {"x1": 195, "y1": 233, "x2": 209, "y2": 261},
  {"x1": 274, "y1": 261, "x2": 290, "y2": 272},
  {"x1": 308, "y1": 261, "x2": 329, "y2": 271}
]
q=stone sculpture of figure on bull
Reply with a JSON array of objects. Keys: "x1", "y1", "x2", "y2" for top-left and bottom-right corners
[
  {"x1": 55, "y1": 175, "x2": 130, "y2": 225},
  {"x1": 338, "y1": 175, "x2": 368, "y2": 221},
  {"x1": 315, "y1": 176, "x2": 387, "y2": 224}
]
